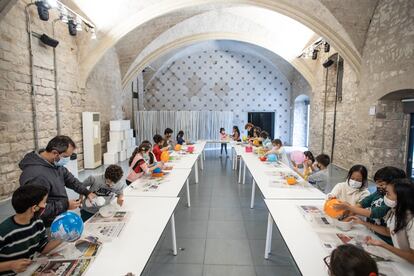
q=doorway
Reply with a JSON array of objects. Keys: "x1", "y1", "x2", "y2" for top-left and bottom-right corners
[{"x1": 248, "y1": 112, "x2": 275, "y2": 139}]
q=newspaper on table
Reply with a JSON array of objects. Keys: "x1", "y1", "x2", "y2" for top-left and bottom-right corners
[
  {"x1": 129, "y1": 176, "x2": 168, "y2": 192},
  {"x1": 31, "y1": 258, "x2": 93, "y2": 276},
  {"x1": 297, "y1": 205, "x2": 334, "y2": 230},
  {"x1": 84, "y1": 210, "x2": 130, "y2": 240}
]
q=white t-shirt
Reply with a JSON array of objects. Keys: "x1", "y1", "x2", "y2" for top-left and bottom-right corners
[
  {"x1": 386, "y1": 211, "x2": 414, "y2": 251},
  {"x1": 328, "y1": 181, "x2": 370, "y2": 205}
]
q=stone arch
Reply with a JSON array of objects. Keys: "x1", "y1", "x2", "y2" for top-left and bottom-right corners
[
  {"x1": 121, "y1": 33, "x2": 317, "y2": 90},
  {"x1": 79, "y1": 0, "x2": 361, "y2": 86}
]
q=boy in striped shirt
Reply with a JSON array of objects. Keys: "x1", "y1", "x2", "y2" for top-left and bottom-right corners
[{"x1": 0, "y1": 185, "x2": 61, "y2": 275}]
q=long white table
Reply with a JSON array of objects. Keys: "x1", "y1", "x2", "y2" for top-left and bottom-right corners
[
  {"x1": 167, "y1": 141, "x2": 207, "y2": 183},
  {"x1": 86, "y1": 197, "x2": 179, "y2": 276},
  {"x1": 234, "y1": 145, "x2": 325, "y2": 208},
  {"x1": 124, "y1": 168, "x2": 192, "y2": 206},
  {"x1": 264, "y1": 199, "x2": 414, "y2": 276}
]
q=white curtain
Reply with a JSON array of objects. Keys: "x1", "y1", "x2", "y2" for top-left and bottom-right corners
[{"x1": 135, "y1": 111, "x2": 233, "y2": 143}]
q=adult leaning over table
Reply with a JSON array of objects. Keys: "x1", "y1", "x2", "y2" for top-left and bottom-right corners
[{"x1": 19, "y1": 135, "x2": 96, "y2": 227}]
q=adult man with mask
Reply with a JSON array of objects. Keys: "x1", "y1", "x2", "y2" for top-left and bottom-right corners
[{"x1": 19, "y1": 135, "x2": 96, "y2": 226}]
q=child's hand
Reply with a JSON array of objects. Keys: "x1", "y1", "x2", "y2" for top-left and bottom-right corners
[
  {"x1": 68, "y1": 199, "x2": 81, "y2": 210},
  {"x1": 333, "y1": 201, "x2": 350, "y2": 210},
  {"x1": 117, "y1": 196, "x2": 124, "y2": 207},
  {"x1": 9, "y1": 259, "x2": 32, "y2": 273},
  {"x1": 365, "y1": 236, "x2": 384, "y2": 247},
  {"x1": 347, "y1": 216, "x2": 365, "y2": 225}
]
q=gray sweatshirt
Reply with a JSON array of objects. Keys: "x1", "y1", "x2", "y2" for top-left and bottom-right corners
[
  {"x1": 19, "y1": 151, "x2": 90, "y2": 226},
  {"x1": 81, "y1": 174, "x2": 126, "y2": 214}
]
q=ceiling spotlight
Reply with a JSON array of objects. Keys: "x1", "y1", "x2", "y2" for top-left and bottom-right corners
[
  {"x1": 68, "y1": 19, "x2": 77, "y2": 36},
  {"x1": 35, "y1": 0, "x2": 50, "y2": 21},
  {"x1": 76, "y1": 16, "x2": 82, "y2": 31},
  {"x1": 324, "y1": 42, "x2": 330, "y2": 53},
  {"x1": 312, "y1": 49, "x2": 319, "y2": 60},
  {"x1": 60, "y1": 7, "x2": 68, "y2": 23},
  {"x1": 91, "y1": 28, "x2": 97, "y2": 39}
]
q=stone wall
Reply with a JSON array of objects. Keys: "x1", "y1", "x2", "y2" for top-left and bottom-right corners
[
  {"x1": 308, "y1": 0, "x2": 414, "y2": 176},
  {"x1": 0, "y1": 1, "x2": 130, "y2": 198}
]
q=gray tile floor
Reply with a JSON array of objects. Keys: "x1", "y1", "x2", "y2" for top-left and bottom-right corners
[
  {"x1": 141, "y1": 151, "x2": 301, "y2": 276},
  {"x1": 0, "y1": 149, "x2": 377, "y2": 276}
]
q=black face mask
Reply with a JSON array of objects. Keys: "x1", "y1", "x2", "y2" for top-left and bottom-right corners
[{"x1": 377, "y1": 187, "x2": 386, "y2": 195}]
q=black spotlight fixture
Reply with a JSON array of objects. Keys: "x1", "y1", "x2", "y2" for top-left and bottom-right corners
[
  {"x1": 35, "y1": 1, "x2": 50, "y2": 21},
  {"x1": 324, "y1": 42, "x2": 330, "y2": 53},
  {"x1": 323, "y1": 59, "x2": 334, "y2": 68},
  {"x1": 40, "y1": 34, "x2": 59, "y2": 48},
  {"x1": 68, "y1": 19, "x2": 77, "y2": 36},
  {"x1": 312, "y1": 49, "x2": 319, "y2": 60}
]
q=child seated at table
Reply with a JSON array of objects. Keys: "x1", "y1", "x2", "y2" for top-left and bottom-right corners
[
  {"x1": 0, "y1": 185, "x2": 61, "y2": 275},
  {"x1": 232, "y1": 126, "x2": 241, "y2": 142},
  {"x1": 350, "y1": 178, "x2": 414, "y2": 264},
  {"x1": 176, "y1": 130, "x2": 185, "y2": 145},
  {"x1": 293, "y1": 151, "x2": 315, "y2": 181},
  {"x1": 307, "y1": 154, "x2": 330, "y2": 193},
  {"x1": 153, "y1": 134, "x2": 169, "y2": 162},
  {"x1": 327, "y1": 165, "x2": 370, "y2": 206},
  {"x1": 324, "y1": 244, "x2": 378, "y2": 276},
  {"x1": 126, "y1": 143, "x2": 162, "y2": 185},
  {"x1": 333, "y1": 166, "x2": 406, "y2": 244},
  {"x1": 265, "y1": 139, "x2": 290, "y2": 166},
  {"x1": 260, "y1": 131, "x2": 272, "y2": 149},
  {"x1": 80, "y1": 164, "x2": 126, "y2": 221},
  {"x1": 219, "y1": 127, "x2": 228, "y2": 156}
]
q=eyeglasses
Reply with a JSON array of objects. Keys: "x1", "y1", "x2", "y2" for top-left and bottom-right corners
[{"x1": 323, "y1": 255, "x2": 331, "y2": 270}]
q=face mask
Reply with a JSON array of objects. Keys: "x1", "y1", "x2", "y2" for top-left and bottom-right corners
[
  {"x1": 348, "y1": 179, "x2": 362, "y2": 189},
  {"x1": 384, "y1": 195, "x2": 397, "y2": 208},
  {"x1": 55, "y1": 156, "x2": 70, "y2": 167},
  {"x1": 377, "y1": 187, "x2": 386, "y2": 195}
]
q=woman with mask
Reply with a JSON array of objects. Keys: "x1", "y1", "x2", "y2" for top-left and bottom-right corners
[
  {"x1": 350, "y1": 178, "x2": 414, "y2": 264},
  {"x1": 327, "y1": 165, "x2": 370, "y2": 206},
  {"x1": 126, "y1": 143, "x2": 162, "y2": 185},
  {"x1": 334, "y1": 166, "x2": 406, "y2": 244}
]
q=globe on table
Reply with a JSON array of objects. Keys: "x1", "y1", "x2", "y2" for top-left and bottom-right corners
[
  {"x1": 50, "y1": 211, "x2": 84, "y2": 242},
  {"x1": 267, "y1": 154, "x2": 278, "y2": 162}
]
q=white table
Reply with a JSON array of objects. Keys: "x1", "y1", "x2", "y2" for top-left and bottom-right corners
[
  {"x1": 86, "y1": 197, "x2": 179, "y2": 276},
  {"x1": 235, "y1": 145, "x2": 325, "y2": 208},
  {"x1": 263, "y1": 199, "x2": 414, "y2": 276},
  {"x1": 124, "y1": 168, "x2": 192, "y2": 206},
  {"x1": 167, "y1": 141, "x2": 207, "y2": 183}
]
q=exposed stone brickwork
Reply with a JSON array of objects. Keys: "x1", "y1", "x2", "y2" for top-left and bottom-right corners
[{"x1": 0, "y1": 1, "x2": 130, "y2": 198}]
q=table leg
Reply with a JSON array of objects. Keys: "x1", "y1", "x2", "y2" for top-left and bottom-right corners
[
  {"x1": 171, "y1": 214, "x2": 177, "y2": 256},
  {"x1": 200, "y1": 154, "x2": 204, "y2": 171},
  {"x1": 203, "y1": 149, "x2": 205, "y2": 160},
  {"x1": 238, "y1": 158, "x2": 242, "y2": 183},
  {"x1": 264, "y1": 213, "x2": 274, "y2": 259},
  {"x1": 186, "y1": 178, "x2": 191, "y2": 207},
  {"x1": 195, "y1": 160, "x2": 199, "y2": 184},
  {"x1": 250, "y1": 179, "x2": 256, "y2": 209},
  {"x1": 243, "y1": 162, "x2": 246, "y2": 184}
]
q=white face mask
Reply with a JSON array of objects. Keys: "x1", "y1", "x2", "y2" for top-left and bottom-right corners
[
  {"x1": 384, "y1": 195, "x2": 397, "y2": 208},
  {"x1": 348, "y1": 179, "x2": 362, "y2": 189}
]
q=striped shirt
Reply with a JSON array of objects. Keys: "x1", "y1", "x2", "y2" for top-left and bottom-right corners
[{"x1": 0, "y1": 216, "x2": 48, "y2": 275}]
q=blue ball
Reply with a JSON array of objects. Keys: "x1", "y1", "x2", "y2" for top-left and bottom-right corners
[
  {"x1": 267, "y1": 154, "x2": 278, "y2": 162},
  {"x1": 153, "y1": 167, "x2": 162, "y2": 173},
  {"x1": 50, "y1": 211, "x2": 84, "y2": 242}
]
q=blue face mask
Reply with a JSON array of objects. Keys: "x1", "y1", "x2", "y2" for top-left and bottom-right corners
[{"x1": 55, "y1": 156, "x2": 70, "y2": 167}]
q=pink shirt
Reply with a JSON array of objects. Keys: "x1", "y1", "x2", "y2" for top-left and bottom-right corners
[{"x1": 220, "y1": 133, "x2": 227, "y2": 140}]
